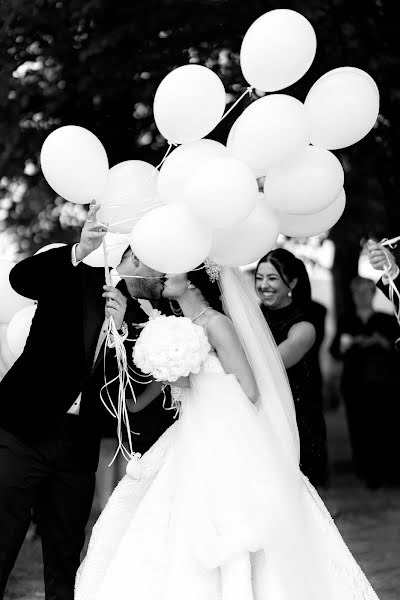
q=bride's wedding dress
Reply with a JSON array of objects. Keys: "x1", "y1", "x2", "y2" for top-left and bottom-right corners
[{"x1": 76, "y1": 349, "x2": 379, "y2": 600}]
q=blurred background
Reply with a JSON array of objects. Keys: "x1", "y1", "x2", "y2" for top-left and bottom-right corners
[{"x1": 0, "y1": 1, "x2": 399, "y2": 598}]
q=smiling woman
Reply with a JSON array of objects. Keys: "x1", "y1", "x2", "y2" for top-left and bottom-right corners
[{"x1": 255, "y1": 248, "x2": 329, "y2": 487}]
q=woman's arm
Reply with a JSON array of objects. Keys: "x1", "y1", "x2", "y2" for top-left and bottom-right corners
[
  {"x1": 206, "y1": 313, "x2": 258, "y2": 403},
  {"x1": 278, "y1": 321, "x2": 316, "y2": 369},
  {"x1": 126, "y1": 380, "x2": 163, "y2": 413}
]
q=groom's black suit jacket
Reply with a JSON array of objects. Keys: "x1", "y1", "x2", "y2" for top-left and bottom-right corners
[
  {"x1": 0, "y1": 244, "x2": 174, "y2": 466},
  {"x1": 376, "y1": 274, "x2": 399, "y2": 309}
]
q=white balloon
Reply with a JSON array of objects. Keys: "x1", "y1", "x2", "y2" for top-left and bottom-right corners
[
  {"x1": 40, "y1": 126, "x2": 109, "y2": 204},
  {"x1": 210, "y1": 195, "x2": 280, "y2": 266},
  {"x1": 153, "y1": 65, "x2": 226, "y2": 144},
  {"x1": 240, "y1": 9, "x2": 317, "y2": 92},
  {"x1": 305, "y1": 67, "x2": 380, "y2": 150},
  {"x1": 317, "y1": 66, "x2": 379, "y2": 97},
  {"x1": 83, "y1": 232, "x2": 129, "y2": 268},
  {"x1": 0, "y1": 260, "x2": 35, "y2": 324},
  {"x1": 227, "y1": 122, "x2": 266, "y2": 178},
  {"x1": 273, "y1": 189, "x2": 346, "y2": 237},
  {"x1": 229, "y1": 95, "x2": 311, "y2": 172},
  {"x1": 97, "y1": 160, "x2": 159, "y2": 233},
  {"x1": 158, "y1": 140, "x2": 229, "y2": 205},
  {"x1": 0, "y1": 324, "x2": 16, "y2": 372},
  {"x1": 35, "y1": 243, "x2": 67, "y2": 254},
  {"x1": 264, "y1": 146, "x2": 344, "y2": 215},
  {"x1": 131, "y1": 204, "x2": 212, "y2": 273},
  {"x1": 6, "y1": 304, "x2": 37, "y2": 359},
  {"x1": 184, "y1": 157, "x2": 258, "y2": 229}
]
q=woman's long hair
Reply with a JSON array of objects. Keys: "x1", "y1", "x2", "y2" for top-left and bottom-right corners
[
  {"x1": 256, "y1": 248, "x2": 312, "y2": 308},
  {"x1": 187, "y1": 264, "x2": 223, "y2": 312}
]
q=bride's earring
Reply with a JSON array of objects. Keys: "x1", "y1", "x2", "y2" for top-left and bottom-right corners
[
  {"x1": 187, "y1": 282, "x2": 195, "y2": 290},
  {"x1": 288, "y1": 290, "x2": 292, "y2": 298}
]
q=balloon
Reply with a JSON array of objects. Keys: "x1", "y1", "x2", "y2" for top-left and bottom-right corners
[
  {"x1": 240, "y1": 9, "x2": 317, "y2": 92},
  {"x1": 158, "y1": 140, "x2": 229, "y2": 205},
  {"x1": 273, "y1": 189, "x2": 346, "y2": 237},
  {"x1": 153, "y1": 65, "x2": 226, "y2": 144},
  {"x1": 6, "y1": 304, "x2": 37, "y2": 359},
  {"x1": 184, "y1": 157, "x2": 258, "y2": 229},
  {"x1": 40, "y1": 125, "x2": 109, "y2": 204},
  {"x1": 227, "y1": 122, "x2": 266, "y2": 178},
  {"x1": 0, "y1": 324, "x2": 16, "y2": 374},
  {"x1": 263, "y1": 146, "x2": 344, "y2": 215},
  {"x1": 0, "y1": 260, "x2": 35, "y2": 324},
  {"x1": 228, "y1": 95, "x2": 311, "y2": 172},
  {"x1": 209, "y1": 195, "x2": 280, "y2": 266},
  {"x1": 83, "y1": 232, "x2": 129, "y2": 268},
  {"x1": 305, "y1": 67, "x2": 380, "y2": 150},
  {"x1": 131, "y1": 204, "x2": 212, "y2": 273},
  {"x1": 35, "y1": 243, "x2": 67, "y2": 254},
  {"x1": 97, "y1": 160, "x2": 159, "y2": 233}
]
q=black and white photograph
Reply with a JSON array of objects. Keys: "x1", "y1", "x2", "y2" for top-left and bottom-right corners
[{"x1": 0, "y1": 1, "x2": 399, "y2": 599}]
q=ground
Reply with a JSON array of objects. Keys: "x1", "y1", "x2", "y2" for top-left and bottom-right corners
[{"x1": 4, "y1": 406, "x2": 400, "y2": 600}]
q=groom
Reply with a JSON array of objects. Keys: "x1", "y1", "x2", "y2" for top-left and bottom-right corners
[{"x1": 0, "y1": 204, "x2": 174, "y2": 600}]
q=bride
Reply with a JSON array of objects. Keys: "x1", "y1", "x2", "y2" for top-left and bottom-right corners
[{"x1": 75, "y1": 262, "x2": 379, "y2": 600}]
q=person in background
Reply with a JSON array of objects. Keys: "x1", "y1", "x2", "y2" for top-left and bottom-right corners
[
  {"x1": 330, "y1": 275, "x2": 400, "y2": 488},
  {"x1": 255, "y1": 248, "x2": 329, "y2": 488}
]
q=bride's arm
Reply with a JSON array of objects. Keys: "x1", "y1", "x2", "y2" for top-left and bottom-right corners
[{"x1": 206, "y1": 313, "x2": 258, "y2": 403}]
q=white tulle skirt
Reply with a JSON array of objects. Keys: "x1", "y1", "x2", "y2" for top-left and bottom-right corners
[{"x1": 75, "y1": 370, "x2": 379, "y2": 600}]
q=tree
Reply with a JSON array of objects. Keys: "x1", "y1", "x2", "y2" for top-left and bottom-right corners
[{"x1": 0, "y1": 0, "x2": 399, "y2": 316}]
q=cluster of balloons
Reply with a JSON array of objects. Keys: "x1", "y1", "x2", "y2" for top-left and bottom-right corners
[{"x1": 39, "y1": 8, "x2": 379, "y2": 274}]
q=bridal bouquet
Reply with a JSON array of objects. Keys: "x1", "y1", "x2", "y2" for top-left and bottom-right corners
[{"x1": 132, "y1": 315, "x2": 211, "y2": 382}]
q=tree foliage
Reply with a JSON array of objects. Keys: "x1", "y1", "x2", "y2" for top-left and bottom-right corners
[{"x1": 0, "y1": 0, "x2": 399, "y2": 289}]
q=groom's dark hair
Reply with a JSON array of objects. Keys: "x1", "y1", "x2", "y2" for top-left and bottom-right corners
[{"x1": 188, "y1": 265, "x2": 223, "y2": 313}]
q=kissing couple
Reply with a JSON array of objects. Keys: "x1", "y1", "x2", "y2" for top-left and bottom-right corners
[{"x1": 0, "y1": 205, "x2": 379, "y2": 600}]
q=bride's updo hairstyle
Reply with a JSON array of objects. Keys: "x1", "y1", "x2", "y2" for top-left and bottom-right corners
[{"x1": 187, "y1": 263, "x2": 223, "y2": 313}]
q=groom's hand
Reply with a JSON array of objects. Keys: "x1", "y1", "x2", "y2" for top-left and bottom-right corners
[
  {"x1": 103, "y1": 285, "x2": 127, "y2": 330},
  {"x1": 75, "y1": 202, "x2": 107, "y2": 262}
]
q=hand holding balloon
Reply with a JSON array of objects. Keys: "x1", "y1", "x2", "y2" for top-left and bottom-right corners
[
  {"x1": 75, "y1": 203, "x2": 108, "y2": 262},
  {"x1": 102, "y1": 285, "x2": 127, "y2": 330},
  {"x1": 367, "y1": 239, "x2": 397, "y2": 275}
]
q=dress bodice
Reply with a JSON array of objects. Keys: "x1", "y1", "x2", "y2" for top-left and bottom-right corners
[{"x1": 199, "y1": 351, "x2": 225, "y2": 375}]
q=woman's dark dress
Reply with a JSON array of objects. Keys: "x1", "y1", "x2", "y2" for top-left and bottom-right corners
[{"x1": 261, "y1": 303, "x2": 329, "y2": 487}]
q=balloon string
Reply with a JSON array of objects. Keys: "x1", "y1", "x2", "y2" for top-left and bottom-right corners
[
  {"x1": 99, "y1": 317, "x2": 157, "y2": 464},
  {"x1": 380, "y1": 242, "x2": 400, "y2": 330},
  {"x1": 155, "y1": 142, "x2": 175, "y2": 170},
  {"x1": 102, "y1": 236, "x2": 112, "y2": 286},
  {"x1": 381, "y1": 235, "x2": 400, "y2": 248},
  {"x1": 217, "y1": 86, "x2": 254, "y2": 125},
  {"x1": 109, "y1": 206, "x2": 163, "y2": 227},
  {"x1": 89, "y1": 203, "x2": 163, "y2": 230}
]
